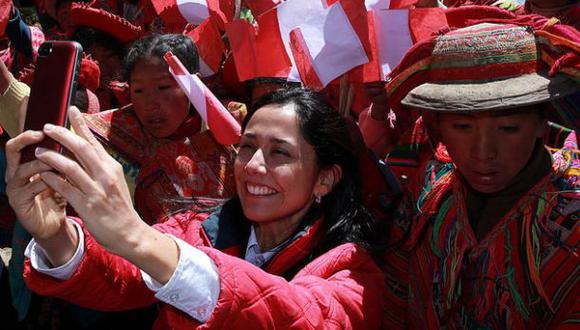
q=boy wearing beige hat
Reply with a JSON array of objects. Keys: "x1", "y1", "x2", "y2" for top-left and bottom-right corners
[{"x1": 383, "y1": 21, "x2": 579, "y2": 328}]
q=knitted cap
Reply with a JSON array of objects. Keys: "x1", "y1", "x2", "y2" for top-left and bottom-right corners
[{"x1": 389, "y1": 22, "x2": 579, "y2": 113}]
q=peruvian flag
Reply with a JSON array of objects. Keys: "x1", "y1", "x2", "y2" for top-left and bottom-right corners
[
  {"x1": 164, "y1": 52, "x2": 241, "y2": 145},
  {"x1": 184, "y1": 18, "x2": 225, "y2": 77},
  {"x1": 353, "y1": 7, "x2": 448, "y2": 81},
  {"x1": 227, "y1": 0, "x2": 371, "y2": 89},
  {"x1": 151, "y1": 0, "x2": 233, "y2": 30}
]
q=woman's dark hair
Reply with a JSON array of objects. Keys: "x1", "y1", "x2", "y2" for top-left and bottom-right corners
[
  {"x1": 121, "y1": 34, "x2": 199, "y2": 82},
  {"x1": 241, "y1": 88, "x2": 387, "y2": 263}
]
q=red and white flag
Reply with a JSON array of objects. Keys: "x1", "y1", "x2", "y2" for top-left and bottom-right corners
[
  {"x1": 151, "y1": 0, "x2": 233, "y2": 30},
  {"x1": 185, "y1": 18, "x2": 225, "y2": 77},
  {"x1": 227, "y1": 0, "x2": 370, "y2": 89},
  {"x1": 376, "y1": 8, "x2": 447, "y2": 76},
  {"x1": 164, "y1": 52, "x2": 241, "y2": 145},
  {"x1": 354, "y1": 7, "x2": 447, "y2": 81}
]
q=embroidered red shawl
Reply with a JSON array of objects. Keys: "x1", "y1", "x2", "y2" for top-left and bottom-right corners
[{"x1": 84, "y1": 106, "x2": 236, "y2": 224}]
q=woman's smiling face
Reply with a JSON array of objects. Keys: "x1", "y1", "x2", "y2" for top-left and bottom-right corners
[{"x1": 234, "y1": 103, "x2": 323, "y2": 224}]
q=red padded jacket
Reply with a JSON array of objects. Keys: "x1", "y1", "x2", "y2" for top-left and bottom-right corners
[{"x1": 24, "y1": 204, "x2": 385, "y2": 329}]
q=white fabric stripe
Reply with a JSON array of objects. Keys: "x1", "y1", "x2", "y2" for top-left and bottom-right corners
[
  {"x1": 375, "y1": 9, "x2": 413, "y2": 78},
  {"x1": 176, "y1": 0, "x2": 210, "y2": 25},
  {"x1": 168, "y1": 68, "x2": 208, "y2": 123}
]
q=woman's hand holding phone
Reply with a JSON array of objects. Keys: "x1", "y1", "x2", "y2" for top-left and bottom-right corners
[{"x1": 5, "y1": 129, "x2": 76, "y2": 267}]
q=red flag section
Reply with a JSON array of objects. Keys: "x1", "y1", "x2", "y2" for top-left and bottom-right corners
[
  {"x1": 185, "y1": 18, "x2": 226, "y2": 77},
  {"x1": 226, "y1": 16, "x2": 292, "y2": 81},
  {"x1": 243, "y1": 0, "x2": 282, "y2": 16},
  {"x1": 151, "y1": 0, "x2": 233, "y2": 30}
]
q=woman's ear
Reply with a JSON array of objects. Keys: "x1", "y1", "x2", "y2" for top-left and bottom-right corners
[{"x1": 315, "y1": 165, "x2": 343, "y2": 197}]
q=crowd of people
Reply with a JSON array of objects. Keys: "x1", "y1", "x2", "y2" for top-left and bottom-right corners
[{"x1": 0, "y1": 0, "x2": 578, "y2": 329}]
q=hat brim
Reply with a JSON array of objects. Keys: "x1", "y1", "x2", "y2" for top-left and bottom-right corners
[{"x1": 401, "y1": 72, "x2": 579, "y2": 113}]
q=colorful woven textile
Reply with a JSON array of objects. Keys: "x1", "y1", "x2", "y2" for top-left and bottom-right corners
[{"x1": 383, "y1": 147, "x2": 580, "y2": 328}]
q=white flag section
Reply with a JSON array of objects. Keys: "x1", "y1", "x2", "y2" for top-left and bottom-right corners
[
  {"x1": 276, "y1": 0, "x2": 368, "y2": 86},
  {"x1": 164, "y1": 51, "x2": 241, "y2": 145},
  {"x1": 176, "y1": 0, "x2": 209, "y2": 25},
  {"x1": 199, "y1": 58, "x2": 214, "y2": 77},
  {"x1": 375, "y1": 9, "x2": 413, "y2": 77},
  {"x1": 365, "y1": 0, "x2": 391, "y2": 10}
]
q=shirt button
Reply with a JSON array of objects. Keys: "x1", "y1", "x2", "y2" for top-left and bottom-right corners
[{"x1": 170, "y1": 293, "x2": 179, "y2": 303}]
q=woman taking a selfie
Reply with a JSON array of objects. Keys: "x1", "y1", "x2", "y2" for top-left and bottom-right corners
[{"x1": 6, "y1": 88, "x2": 385, "y2": 329}]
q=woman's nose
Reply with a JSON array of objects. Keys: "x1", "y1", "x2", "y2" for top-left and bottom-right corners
[{"x1": 244, "y1": 149, "x2": 267, "y2": 175}]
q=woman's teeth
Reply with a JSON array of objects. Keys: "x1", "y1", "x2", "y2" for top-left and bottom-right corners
[{"x1": 247, "y1": 184, "x2": 276, "y2": 196}]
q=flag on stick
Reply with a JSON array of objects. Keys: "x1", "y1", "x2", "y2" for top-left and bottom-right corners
[
  {"x1": 151, "y1": 0, "x2": 233, "y2": 30},
  {"x1": 353, "y1": 7, "x2": 448, "y2": 81},
  {"x1": 185, "y1": 18, "x2": 226, "y2": 77},
  {"x1": 227, "y1": 0, "x2": 370, "y2": 89},
  {"x1": 164, "y1": 51, "x2": 241, "y2": 145}
]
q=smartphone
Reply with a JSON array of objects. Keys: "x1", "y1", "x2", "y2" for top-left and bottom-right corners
[{"x1": 20, "y1": 41, "x2": 83, "y2": 163}]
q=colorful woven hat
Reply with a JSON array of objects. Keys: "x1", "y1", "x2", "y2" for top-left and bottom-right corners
[{"x1": 388, "y1": 21, "x2": 580, "y2": 113}]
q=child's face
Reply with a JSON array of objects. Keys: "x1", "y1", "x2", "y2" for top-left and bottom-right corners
[
  {"x1": 130, "y1": 57, "x2": 190, "y2": 138},
  {"x1": 437, "y1": 109, "x2": 545, "y2": 194}
]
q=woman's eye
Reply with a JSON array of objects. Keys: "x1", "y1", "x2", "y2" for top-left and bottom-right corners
[
  {"x1": 159, "y1": 85, "x2": 172, "y2": 91},
  {"x1": 132, "y1": 89, "x2": 143, "y2": 94},
  {"x1": 272, "y1": 149, "x2": 290, "y2": 157}
]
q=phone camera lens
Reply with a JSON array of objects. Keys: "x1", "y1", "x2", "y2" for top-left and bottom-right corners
[{"x1": 39, "y1": 44, "x2": 53, "y2": 56}]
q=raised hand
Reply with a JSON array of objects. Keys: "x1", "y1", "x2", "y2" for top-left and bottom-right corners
[
  {"x1": 33, "y1": 107, "x2": 146, "y2": 257},
  {"x1": 363, "y1": 81, "x2": 389, "y2": 121},
  {"x1": 34, "y1": 107, "x2": 179, "y2": 283},
  {"x1": 5, "y1": 129, "x2": 76, "y2": 266}
]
